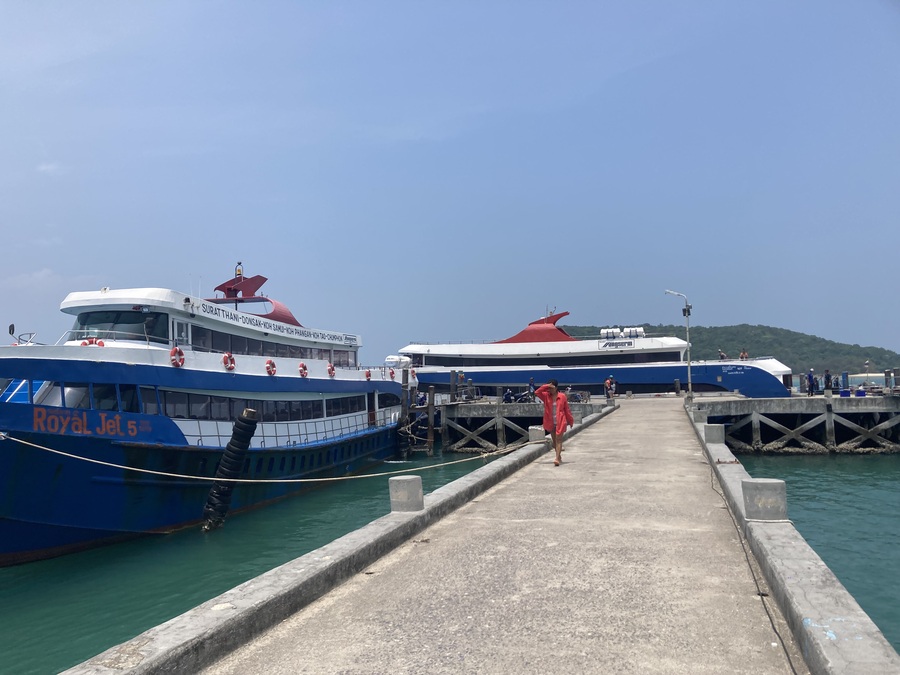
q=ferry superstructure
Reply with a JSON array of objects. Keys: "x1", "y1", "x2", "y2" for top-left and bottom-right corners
[
  {"x1": 0, "y1": 265, "x2": 404, "y2": 566},
  {"x1": 397, "y1": 311, "x2": 792, "y2": 399}
]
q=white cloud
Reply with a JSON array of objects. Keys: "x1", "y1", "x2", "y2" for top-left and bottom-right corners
[{"x1": 36, "y1": 162, "x2": 64, "y2": 175}]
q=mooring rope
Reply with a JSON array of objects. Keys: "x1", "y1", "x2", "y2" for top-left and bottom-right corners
[{"x1": 0, "y1": 431, "x2": 529, "y2": 484}]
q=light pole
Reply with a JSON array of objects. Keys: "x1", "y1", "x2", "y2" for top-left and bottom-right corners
[{"x1": 665, "y1": 290, "x2": 692, "y2": 402}]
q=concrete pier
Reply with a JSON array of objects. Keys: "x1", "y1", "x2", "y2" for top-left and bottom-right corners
[{"x1": 68, "y1": 398, "x2": 900, "y2": 675}]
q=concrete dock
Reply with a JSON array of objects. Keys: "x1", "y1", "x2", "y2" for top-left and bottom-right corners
[
  {"x1": 200, "y1": 397, "x2": 804, "y2": 674},
  {"x1": 71, "y1": 397, "x2": 900, "y2": 675}
]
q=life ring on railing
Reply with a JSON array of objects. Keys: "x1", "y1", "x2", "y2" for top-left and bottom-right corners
[
  {"x1": 365, "y1": 369, "x2": 371, "y2": 381},
  {"x1": 223, "y1": 352, "x2": 236, "y2": 371},
  {"x1": 327, "y1": 363, "x2": 336, "y2": 378},
  {"x1": 410, "y1": 369, "x2": 417, "y2": 380},
  {"x1": 298, "y1": 362, "x2": 308, "y2": 378},
  {"x1": 170, "y1": 346, "x2": 185, "y2": 367},
  {"x1": 81, "y1": 337, "x2": 105, "y2": 347},
  {"x1": 266, "y1": 359, "x2": 277, "y2": 376},
  {"x1": 389, "y1": 368, "x2": 395, "y2": 380}
]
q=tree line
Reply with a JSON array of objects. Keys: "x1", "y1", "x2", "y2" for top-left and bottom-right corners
[{"x1": 561, "y1": 323, "x2": 900, "y2": 376}]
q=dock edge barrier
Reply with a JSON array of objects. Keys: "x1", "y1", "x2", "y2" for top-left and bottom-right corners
[
  {"x1": 689, "y1": 408, "x2": 900, "y2": 675},
  {"x1": 63, "y1": 405, "x2": 618, "y2": 674}
]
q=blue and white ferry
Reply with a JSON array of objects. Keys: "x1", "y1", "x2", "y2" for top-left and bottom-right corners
[
  {"x1": 397, "y1": 311, "x2": 792, "y2": 399},
  {"x1": 0, "y1": 264, "x2": 404, "y2": 566}
]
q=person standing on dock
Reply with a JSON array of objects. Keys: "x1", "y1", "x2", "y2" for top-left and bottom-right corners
[
  {"x1": 534, "y1": 379, "x2": 574, "y2": 466},
  {"x1": 807, "y1": 369, "x2": 816, "y2": 396}
]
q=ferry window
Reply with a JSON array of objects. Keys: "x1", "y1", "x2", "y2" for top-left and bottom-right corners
[
  {"x1": 190, "y1": 394, "x2": 210, "y2": 419},
  {"x1": 231, "y1": 334, "x2": 248, "y2": 356},
  {"x1": 300, "y1": 347, "x2": 313, "y2": 359},
  {"x1": 276, "y1": 343, "x2": 290, "y2": 358},
  {"x1": 289, "y1": 401, "x2": 303, "y2": 421},
  {"x1": 333, "y1": 350, "x2": 351, "y2": 367},
  {"x1": 230, "y1": 398, "x2": 248, "y2": 420},
  {"x1": 192, "y1": 326, "x2": 211, "y2": 353},
  {"x1": 65, "y1": 384, "x2": 91, "y2": 408},
  {"x1": 140, "y1": 386, "x2": 160, "y2": 415},
  {"x1": 34, "y1": 382, "x2": 63, "y2": 407},
  {"x1": 211, "y1": 330, "x2": 230, "y2": 354},
  {"x1": 289, "y1": 344, "x2": 302, "y2": 358},
  {"x1": 210, "y1": 396, "x2": 230, "y2": 421},
  {"x1": 174, "y1": 321, "x2": 189, "y2": 345},
  {"x1": 119, "y1": 384, "x2": 140, "y2": 413},
  {"x1": 247, "y1": 338, "x2": 262, "y2": 356},
  {"x1": 140, "y1": 313, "x2": 169, "y2": 343},
  {"x1": 262, "y1": 400, "x2": 277, "y2": 422},
  {"x1": 245, "y1": 400, "x2": 263, "y2": 419},
  {"x1": 276, "y1": 401, "x2": 289, "y2": 421},
  {"x1": 164, "y1": 390, "x2": 189, "y2": 418},
  {"x1": 378, "y1": 393, "x2": 401, "y2": 409},
  {"x1": 262, "y1": 340, "x2": 276, "y2": 358},
  {"x1": 302, "y1": 400, "x2": 323, "y2": 420},
  {"x1": 92, "y1": 384, "x2": 118, "y2": 411}
]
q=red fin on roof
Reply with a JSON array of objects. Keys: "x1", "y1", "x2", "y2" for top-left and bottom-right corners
[
  {"x1": 208, "y1": 274, "x2": 303, "y2": 327},
  {"x1": 493, "y1": 311, "x2": 576, "y2": 343}
]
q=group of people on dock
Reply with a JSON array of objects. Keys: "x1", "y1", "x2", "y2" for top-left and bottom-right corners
[{"x1": 806, "y1": 368, "x2": 835, "y2": 396}]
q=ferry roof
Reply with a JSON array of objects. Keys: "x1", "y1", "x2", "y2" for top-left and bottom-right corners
[{"x1": 59, "y1": 286, "x2": 361, "y2": 348}]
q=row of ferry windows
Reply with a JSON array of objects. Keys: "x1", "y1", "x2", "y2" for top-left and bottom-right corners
[
  {"x1": 74, "y1": 310, "x2": 357, "y2": 367},
  {"x1": 176, "y1": 321, "x2": 356, "y2": 366},
  {"x1": 34, "y1": 383, "x2": 401, "y2": 422},
  {"x1": 200, "y1": 437, "x2": 382, "y2": 477}
]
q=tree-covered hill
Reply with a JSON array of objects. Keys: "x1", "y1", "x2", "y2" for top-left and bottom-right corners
[{"x1": 561, "y1": 323, "x2": 900, "y2": 376}]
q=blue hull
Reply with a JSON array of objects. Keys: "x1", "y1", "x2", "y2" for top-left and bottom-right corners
[
  {"x1": 0, "y1": 407, "x2": 398, "y2": 566},
  {"x1": 415, "y1": 362, "x2": 790, "y2": 399}
]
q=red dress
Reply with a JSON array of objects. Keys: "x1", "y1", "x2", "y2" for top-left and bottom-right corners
[{"x1": 534, "y1": 385, "x2": 575, "y2": 434}]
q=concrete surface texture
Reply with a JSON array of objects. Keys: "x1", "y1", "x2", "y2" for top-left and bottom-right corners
[{"x1": 202, "y1": 397, "x2": 806, "y2": 675}]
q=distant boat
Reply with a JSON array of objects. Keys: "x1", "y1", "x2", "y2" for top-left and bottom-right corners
[
  {"x1": 395, "y1": 311, "x2": 792, "y2": 398},
  {"x1": 0, "y1": 264, "x2": 404, "y2": 566}
]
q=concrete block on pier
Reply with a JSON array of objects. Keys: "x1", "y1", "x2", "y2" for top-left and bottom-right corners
[
  {"x1": 692, "y1": 410, "x2": 708, "y2": 423},
  {"x1": 528, "y1": 426, "x2": 546, "y2": 442},
  {"x1": 742, "y1": 478, "x2": 787, "y2": 521},
  {"x1": 573, "y1": 408, "x2": 583, "y2": 424},
  {"x1": 703, "y1": 423, "x2": 725, "y2": 443},
  {"x1": 389, "y1": 476, "x2": 424, "y2": 512}
]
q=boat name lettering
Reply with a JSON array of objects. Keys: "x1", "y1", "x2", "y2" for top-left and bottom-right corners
[
  {"x1": 601, "y1": 340, "x2": 634, "y2": 349},
  {"x1": 199, "y1": 302, "x2": 357, "y2": 344},
  {"x1": 32, "y1": 408, "x2": 140, "y2": 437}
]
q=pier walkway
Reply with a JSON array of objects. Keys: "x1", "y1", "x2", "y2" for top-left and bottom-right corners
[{"x1": 201, "y1": 398, "x2": 805, "y2": 674}]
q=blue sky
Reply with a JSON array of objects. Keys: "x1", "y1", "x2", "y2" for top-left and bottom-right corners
[{"x1": 3, "y1": 1, "x2": 899, "y2": 365}]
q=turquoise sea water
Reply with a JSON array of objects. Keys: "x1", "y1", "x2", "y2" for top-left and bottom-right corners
[
  {"x1": 0, "y1": 450, "x2": 498, "y2": 674},
  {"x1": 741, "y1": 454, "x2": 900, "y2": 652}
]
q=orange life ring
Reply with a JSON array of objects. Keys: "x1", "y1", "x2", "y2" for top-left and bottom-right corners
[
  {"x1": 389, "y1": 368, "x2": 395, "y2": 380},
  {"x1": 266, "y1": 359, "x2": 277, "y2": 376},
  {"x1": 170, "y1": 346, "x2": 185, "y2": 367},
  {"x1": 223, "y1": 352, "x2": 236, "y2": 371},
  {"x1": 365, "y1": 369, "x2": 371, "y2": 381},
  {"x1": 298, "y1": 362, "x2": 308, "y2": 378},
  {"x1": 81, "y1": 337, "x2": 105, "y2": 347},
  {"x1": 327, "y1": 363, "x2": 336, "y2": 378}
]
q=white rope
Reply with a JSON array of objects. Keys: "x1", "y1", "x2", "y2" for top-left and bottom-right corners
[{"x1": 0, "y1": 431, "x2": 524, "y2": 484}]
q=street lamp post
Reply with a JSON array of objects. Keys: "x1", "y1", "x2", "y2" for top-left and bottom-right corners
[{"x1": 665, "y1": 290, "x2": 692, "y2": 402}]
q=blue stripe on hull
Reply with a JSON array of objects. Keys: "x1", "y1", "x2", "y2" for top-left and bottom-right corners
[
  {"x1": 0, "y1": 357, "x2": 402, "y2": 396},
  {"x1": 416, "y1": 363, "x2": 789, "y2": 398}
]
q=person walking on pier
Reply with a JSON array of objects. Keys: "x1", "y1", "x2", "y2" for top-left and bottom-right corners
[{"x1": 534, "y1": 379, "x2": 574, "y2": 466}]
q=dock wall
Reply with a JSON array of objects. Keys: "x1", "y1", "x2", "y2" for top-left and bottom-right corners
[
  {"x1": 691, "y1": 411, "x2": 900, "y2": 674},
  {"x1": 65, "y1": 406, "x2": 617, "y2": 674}
]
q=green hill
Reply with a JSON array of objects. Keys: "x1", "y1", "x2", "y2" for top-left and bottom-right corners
[{"x1": 561, "y1": 323, "x2": 900, "y2": 376}]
